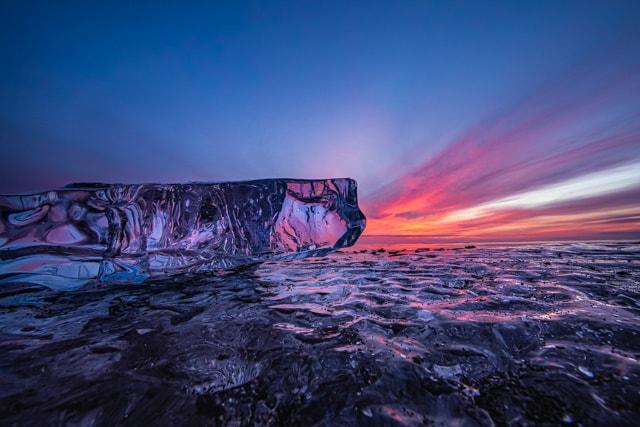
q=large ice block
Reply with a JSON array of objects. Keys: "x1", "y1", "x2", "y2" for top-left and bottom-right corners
[{"x1": 0, "y1": 179, "x2": 366, "y2": 289}]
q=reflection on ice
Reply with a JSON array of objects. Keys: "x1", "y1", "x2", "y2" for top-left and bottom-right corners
[{"x1": 0, "y1": 242, "x2": 639, "y2": 425}]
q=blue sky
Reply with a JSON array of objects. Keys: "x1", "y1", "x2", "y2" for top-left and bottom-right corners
[{"x1": 1, "y1": 0, "x2": 639, "y2": 239}]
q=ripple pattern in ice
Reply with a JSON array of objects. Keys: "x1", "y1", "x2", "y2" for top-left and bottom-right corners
[{"x1": 1, "y1": 242, "x2": 639, "y2": 425}]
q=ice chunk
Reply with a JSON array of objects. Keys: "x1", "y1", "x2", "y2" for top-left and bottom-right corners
[{"x1": 0, "y1": 179, "x2": 365, "y2": 288}]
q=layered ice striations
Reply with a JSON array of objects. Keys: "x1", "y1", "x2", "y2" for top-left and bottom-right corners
[{"x1": 0, "y1": 179, "x2": 366, "y2": 289}]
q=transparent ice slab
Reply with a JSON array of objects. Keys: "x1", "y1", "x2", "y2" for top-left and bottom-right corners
[{"x1": 0, "y1": 179, "x2": 366, "y2": 289}]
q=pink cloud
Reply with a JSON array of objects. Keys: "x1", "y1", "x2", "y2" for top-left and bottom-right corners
[{"x1": 364, "y1": 57, "x2": 640, "y2": 240}]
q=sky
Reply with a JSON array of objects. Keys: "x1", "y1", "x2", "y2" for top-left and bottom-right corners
[{"x1": 1, "y1": 1, "x2": 639, "y2": 241}]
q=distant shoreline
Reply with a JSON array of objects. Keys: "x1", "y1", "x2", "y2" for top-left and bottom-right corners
[{"x1": 354, "y1": 235, "x2": 640, "y2": 250}]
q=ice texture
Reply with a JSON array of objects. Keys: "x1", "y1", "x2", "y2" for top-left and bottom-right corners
[
  {"x1": 0, "y1": 179, "x2": 365, "y2": 289},
  {"x1": 2, "y1": 242, "x2": 639, "y2": 425}
]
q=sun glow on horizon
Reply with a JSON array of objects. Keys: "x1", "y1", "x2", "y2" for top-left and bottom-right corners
[{"x1": 363, "y1": 157, "x2": 640, "y2": 240}]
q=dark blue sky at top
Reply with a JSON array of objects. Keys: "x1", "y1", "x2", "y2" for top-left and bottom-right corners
[{"x1": 1, "y1": 1, "x2": 639, "y2": 194}]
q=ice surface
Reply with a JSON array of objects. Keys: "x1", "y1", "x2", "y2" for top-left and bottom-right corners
[
  {"x1": 1, "y1": 242, "x2": 639, "y2": 425},
  {"x1": 0, "y1": 179, "x2": 365, "y2": 288}
]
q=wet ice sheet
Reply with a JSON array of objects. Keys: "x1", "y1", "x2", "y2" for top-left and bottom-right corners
[{"x1": 1, "y1": 242, "x2": 639, "y2": 425}]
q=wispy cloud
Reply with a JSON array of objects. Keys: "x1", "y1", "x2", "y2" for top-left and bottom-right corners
[
  {"x1": 363, "y1": 53, "x2": 640, "y2": 241},
  {"x1": 443, "y1": 162, "x2": 640, "y2": 223}
]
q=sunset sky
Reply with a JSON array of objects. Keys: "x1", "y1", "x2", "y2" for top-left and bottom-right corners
[{"x1": 1, "y1": 1, "x2": 639, "y2": 241}]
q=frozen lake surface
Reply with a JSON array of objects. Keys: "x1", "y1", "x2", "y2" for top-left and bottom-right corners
[{"x1": 1, "y1": 242, "x2": 639, "y2": 425}]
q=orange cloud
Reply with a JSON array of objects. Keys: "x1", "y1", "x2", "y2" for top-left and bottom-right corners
[{"x1": 362, "y1": 60, "x2": 640, "y2": 241}]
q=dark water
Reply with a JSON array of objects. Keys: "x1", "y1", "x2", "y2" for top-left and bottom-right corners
[{"x1": 1, "y1": 242, "x2": 639, "y2": 426}]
